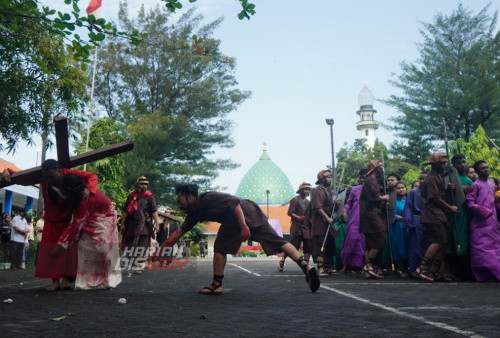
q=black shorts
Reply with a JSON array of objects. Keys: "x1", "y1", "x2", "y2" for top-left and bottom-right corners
[
  {"x1": 290, "y1": 232, "x2": 313, "y2": 254},
  {"x1": 364, "y1": 232, "x2": 386, "y2": 250},
  {"x1": 214, "y1": 223, "x2": 288, "y2": 255},
  {"x1": 424, "y1": 222, "x2": 448, "y2": 244}
]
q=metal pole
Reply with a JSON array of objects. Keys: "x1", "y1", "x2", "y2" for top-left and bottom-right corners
[
  {"x1": 266, "y1": 189, "x2": 270, "y2": 217},
  {"x1": 326, "y1": 119, "x2": 335, "y2": 192},
  {"x1": 84, "y1": 46, "x2": 99, "y2": 171}
]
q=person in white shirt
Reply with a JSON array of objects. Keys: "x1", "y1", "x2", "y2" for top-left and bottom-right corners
[
  {"x1": 10, "y1": 209, "x2": 28, "y2": 269},
  {"x1": 22, "y1": 215, "x2": 34, "y2": 269}
]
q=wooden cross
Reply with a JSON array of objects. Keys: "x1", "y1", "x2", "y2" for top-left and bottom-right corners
[{"x1": 0, "y1": 116, "x2": 134, "y2": 188}]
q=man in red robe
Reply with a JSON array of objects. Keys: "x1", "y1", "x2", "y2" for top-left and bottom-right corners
[{"x1": 35, "y1": 159, "x2": 98, "y2": 291}]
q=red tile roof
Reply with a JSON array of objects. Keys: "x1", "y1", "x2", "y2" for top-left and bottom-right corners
[{"x1": 0, "y1": 158, "x2": 22, "y2": 172}]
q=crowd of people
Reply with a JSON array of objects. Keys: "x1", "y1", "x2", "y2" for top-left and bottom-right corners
[
  {"x1": 2, "y1": 151, "x2": 499, "y2": 295},
  {"x1": 280, "y1": 152, "x2": 500, "y2": 283}
]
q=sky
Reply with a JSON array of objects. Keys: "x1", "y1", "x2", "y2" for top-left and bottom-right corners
[{"x1": 2, "y1": 0, "x2": 498, "y2": 194}]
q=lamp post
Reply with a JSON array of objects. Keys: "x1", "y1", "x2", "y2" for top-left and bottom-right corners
[
  {"x1": 266, "y1": 189, "x2": 270, "y2": 218},
  {"x1": 35, "y1": 146, "x2": 42, "y2": 167},
  {"x1": 35, "y1": 146, "x2": 43, "y2": 214},
  {"x1": 325, "y1": 118, "x2": 336, "y2": 192}
]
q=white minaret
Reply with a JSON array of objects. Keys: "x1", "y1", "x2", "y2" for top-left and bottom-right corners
[{"x1": 355, "y1": 84, "x2": 379, "y2": 149}]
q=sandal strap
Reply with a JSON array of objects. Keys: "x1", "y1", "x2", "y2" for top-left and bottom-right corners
[{"x1": 295, "y1": 256, "x2": 308, "y2": 273}]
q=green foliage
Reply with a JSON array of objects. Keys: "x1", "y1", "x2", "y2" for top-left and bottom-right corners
[
  {"x1": 164, "y1": 0, "x2": 256, "y2": 20},
  {"x1": 0, "y1": 0, "x2": 255, "y2": 152},
  {"x1": 94, "y1": 6, "x2": 249, "y2": 205},
  {"x1": 402, "y1": 168, "x2": 422, "y2": 188},
  {"x1": 336, "y1": 139, "x2": 393, "y2": 187},
  {"x1": 336, "y1": 138, "x2": 425, "y2": 189},
  {"x1": 449, "y1": 125, "x2": 500, "y2": 178},
  {"x1": 388, "y1": 136, "x2": 433, "y2": 167},
  {"x1": 385, "y1": 4, "x2": 500, "y2": 143},
  {"x1": 182, "y1": 223, "x2": 205, "y2": 243},
  {"x1": 0, "y1": 16, "x2": 88, "y2": 151},
  {"x1": 189, "y1": 241, "x2": 200, "y2": 256},
  {"x1": 73, "y1": 118, "x2": 128, "y2": 204}
]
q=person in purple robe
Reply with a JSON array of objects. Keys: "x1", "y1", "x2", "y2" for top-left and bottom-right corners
[
  {"x1": 403, "y1": 173, "x2": 428, "y2": 274},
  {"x1": 340, "y1": 169, "x2": 367, "y2": 272},
  {"x1": 466, "y1": 160, "x2": 500, "y2": 282}
]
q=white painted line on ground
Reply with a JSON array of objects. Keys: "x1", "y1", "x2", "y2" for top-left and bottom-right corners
[
  {"x1": 227, "y1": 263, "x2": 261, "y2": 277},
  {"x1": 399, "y1": 306, "x2": 500, "y2": 311},
  {"x1": 320, "y1": 284, "x2": 484, "y2": 338},
  {"x1": 260, "y1": 274, "x2": 302, "y2": 277}
]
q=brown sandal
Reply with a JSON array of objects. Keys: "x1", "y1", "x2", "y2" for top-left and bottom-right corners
[
  {"x1": 46, "y1": 284, "x2": 60, "y2": 291},
  {"x1": 277, "y1": 259, "x2": 285, "y2": 272},
  {"x1": 416, "y1": 257, "x2": 434, "y2": 281},
  {"x1": 198, "y1": 283, "x2": 223, "y2": 295},
  {"x1": 363, "y1": 264, "x2": 383, "y2": 279}
]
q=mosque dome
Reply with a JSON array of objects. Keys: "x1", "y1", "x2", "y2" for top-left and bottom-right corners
[
  {"x1": 358, "y1": 84, "x2": 374, "y2": 107},
  {"x1": 235, "y1": 149, "x2": 295, "y2": 205}
]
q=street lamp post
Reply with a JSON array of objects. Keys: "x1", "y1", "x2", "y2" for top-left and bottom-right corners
[
  {"x1": 266, "y1": 190, "x2": 270, "y2": 218},
  {"x1": 35, "y1": 146, "x2": 43, "y2": 214},
  {"x1": 35, "y1": 146, "x2": 42, "y2": 167},
  {"x1": 325, "y1": 119, "x2": 336, "y2": 192}
]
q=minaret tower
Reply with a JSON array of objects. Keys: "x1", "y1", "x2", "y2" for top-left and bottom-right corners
[{"x1": 355, "y1": 84, "x2": 379, "y2": 149}]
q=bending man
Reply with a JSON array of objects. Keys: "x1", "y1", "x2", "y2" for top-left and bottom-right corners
[{"x1": 162, "y1": 184, "x2": 320, "y2": 294}]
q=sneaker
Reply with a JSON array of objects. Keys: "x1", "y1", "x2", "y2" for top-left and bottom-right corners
[{"x1": 21, "y1": 262, "x2": 26, "y2": 269}]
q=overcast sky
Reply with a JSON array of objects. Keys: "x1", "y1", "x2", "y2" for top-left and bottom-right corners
[{"x1": 2, "y1": 0, "x2": 498, "y2": 194}]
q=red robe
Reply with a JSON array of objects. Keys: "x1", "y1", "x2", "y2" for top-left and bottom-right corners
[
  {"x1": 58, "y1": 190, "x2": 122, "y2": 289},
  {"x1": 35, "y1": 169, "x2": 98, "y2": 279}
]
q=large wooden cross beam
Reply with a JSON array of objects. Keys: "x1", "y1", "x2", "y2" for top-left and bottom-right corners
[{"x1": 0, "y1": 116, "x2": 134, "y2": 188}]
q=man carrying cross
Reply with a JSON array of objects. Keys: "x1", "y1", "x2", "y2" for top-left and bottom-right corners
[
  {"x1": 36, "y1": 159, "x2": 99, "y2": 291},
  {"x1": 0, "y1": 116, "x2": 134, "y2": 289}
]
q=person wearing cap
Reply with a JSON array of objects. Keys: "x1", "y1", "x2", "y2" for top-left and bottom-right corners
[
  {"x1": 311, "y1": 170, "x2": 336, "y2": 277},
  {"x1": 160, "y1": 184, "x2": 320, "y2": 294},
  {"x1": 359, "y1": 160, "x2": 390, "y2": 278},
  {"x1": 277, "y1": 182, "x2": 312, "y2": 272},
  {"x1": 121, "y1": 176, "x2": 162, "y2": 274},
  {"x1": 417, "y1": 153, "x2": 458, "y2": 281}
]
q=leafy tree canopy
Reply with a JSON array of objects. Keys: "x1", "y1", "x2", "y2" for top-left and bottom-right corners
[
  {"x1": 74, "y1": 117, "x2": 128, "y2": 204},
  {"x1": 385, "y1": 4, "x2": 500, "y2": 143},
  {"x1": 85, "y1": 6, "x2": 250, "y2": 205},
  {"x1": 449, "y1": 125, "x2": 500, "y2": 178},
  {"x1": 0, "y1": 0, "x2": 255, "y2": 152}
]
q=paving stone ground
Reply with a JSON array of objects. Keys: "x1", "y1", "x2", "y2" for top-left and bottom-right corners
[{"x1": 1, "y1": 257, "x2": 500, "y2": 337}]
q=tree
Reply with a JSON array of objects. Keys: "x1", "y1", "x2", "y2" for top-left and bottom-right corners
[
  {"x1": 0, "y1": 0, "x2": 255, "y2": 152},
  {"x1": 385, "y1": 4, "x2": 500, "y2": 143},
  {"x1": 74, "y1": 118, "x2": 128, "y2": 204},
  {"x1": 164, "y1": 0, "x2": 256, "y2": 20},
  {"x1": 336, "y1": 139, "x2": 393, "y2": 187},
  {"x1": 388, "y1": 136, "x2": 433, "y2": 168},
  {"x1": 90, "y1": 6, "x2": 250, "y2": 205},
  {"x1": 0, "y1": 28, "x2": 88, "y2": 153},
  {"x1": 449, "y1": 125, "x2": 500, "y2": 178}
]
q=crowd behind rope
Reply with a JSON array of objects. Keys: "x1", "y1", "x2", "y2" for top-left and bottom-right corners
[{"x1": 279, "y1": 152, "x2": 500, "y2": 283}]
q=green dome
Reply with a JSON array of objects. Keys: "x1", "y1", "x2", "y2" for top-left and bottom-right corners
[{"x1": 236, "y1": 149, "x2": 295, "y2": 205}]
